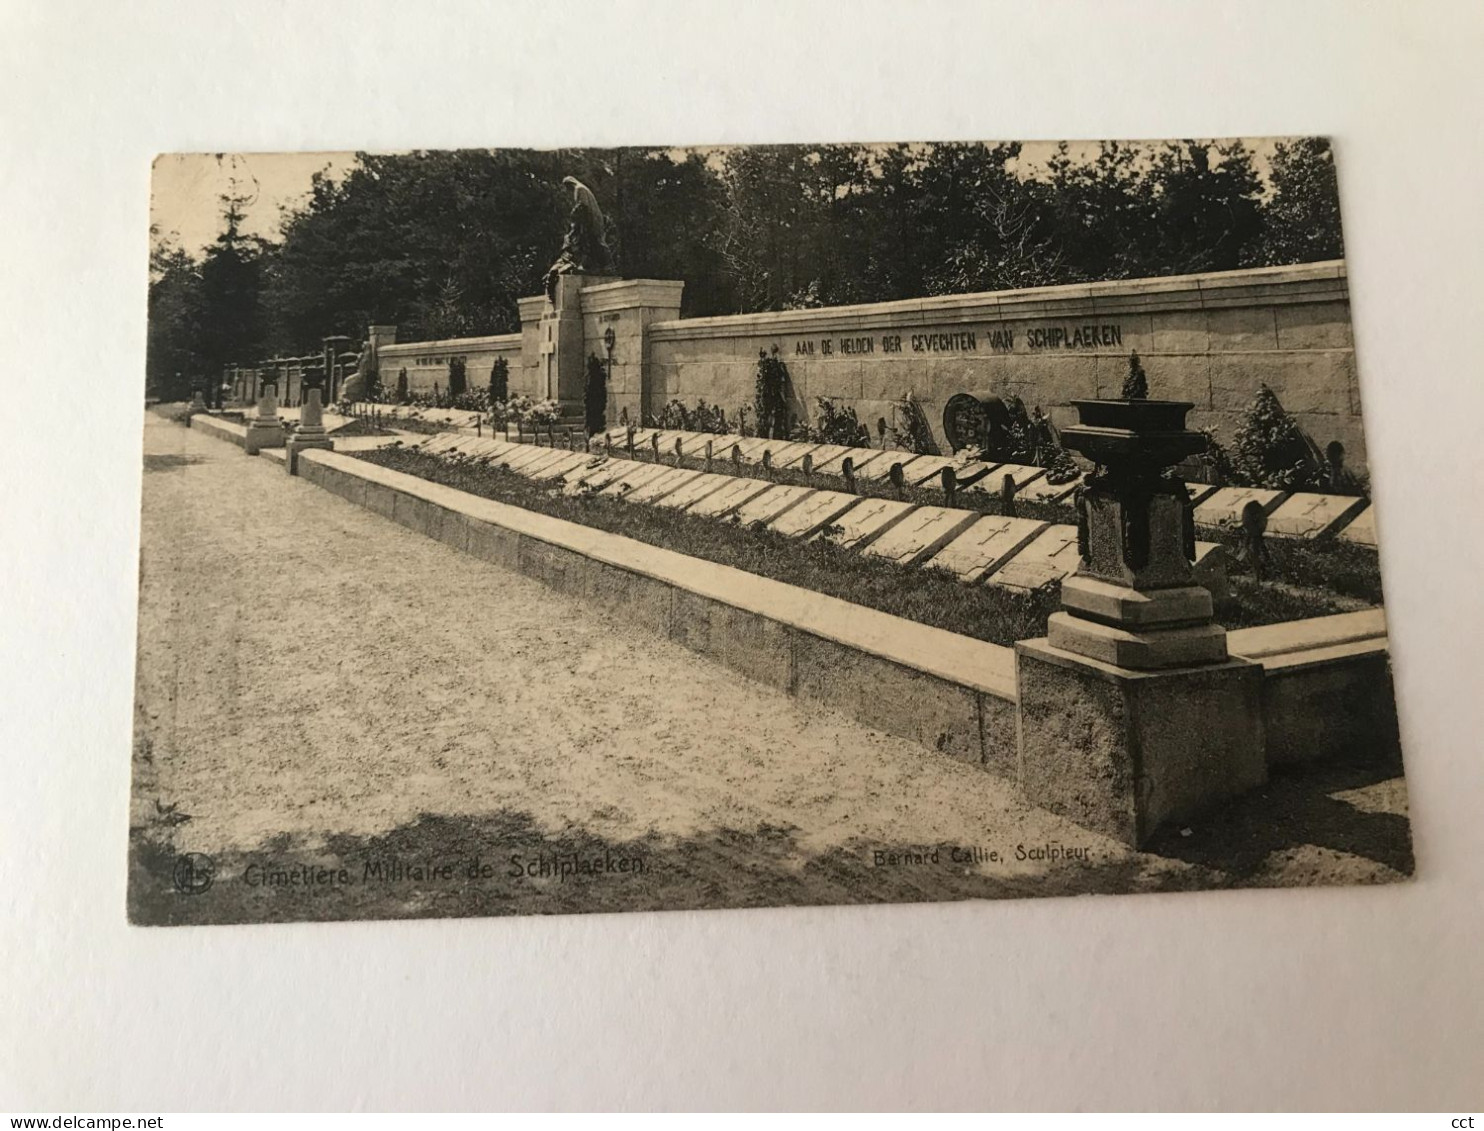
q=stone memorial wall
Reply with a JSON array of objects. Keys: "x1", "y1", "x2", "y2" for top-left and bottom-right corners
[{"x1": 376, "y1": 259, "x2": 1368, "y2": 471}]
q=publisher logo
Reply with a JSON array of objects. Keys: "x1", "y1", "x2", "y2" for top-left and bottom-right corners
[{"x1": 172, "y1": 852, "x2": 215, "y2": 895}]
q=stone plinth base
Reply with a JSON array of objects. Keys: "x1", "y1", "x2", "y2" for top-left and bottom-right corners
[
  {"x1": 285, "y1": 434, "x2": 333, "y2": 474},
  {"x1": 1015, "y1": 638, "x2": 1266, "y2": 846},
  {"x1": 244, "y1": 420, "x2": 285, "y2": 454},
  {"x1": 1047, "y1": 611, "x2": 1229, "y2": 669}
]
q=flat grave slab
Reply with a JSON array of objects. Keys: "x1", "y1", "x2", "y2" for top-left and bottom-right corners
[
  {"x1": 686, "y1": 476, "x2": 776, "y2": 519},
  {"x1": 652, "y1": 472, "x2": 735, "y2": 511},
  {"x1": 714, "y1": 436, "x2": 771, "y2": 462},
  {"x1": 418, "y1": 433, "x2": 464, "y2": 454},
  {"x1": 1184, "y1": 482, "x2": 1222, "y2": 506},
  {"x1": 813, "y1": 446, "x2": 888, "y2": 476},
  {"x1": 765, "y1": 489, "x2": 864, "y2": 539},
  {"x1": 731, "y1": 484, "x2": 818, "y2": 527},
  {"x1": 988, "y1": 524, "x2": 1081, "y2": 591},
  {"x1": 1017, "y1": 472, "x2": 1083, "y2": 504},
  {"x1": 493, "y1": 444, "x2": 558, "y2": 471},
  {"x1": 903, "y1": 455, "x2": 963, "y2": 487},
  {"x1": 772, "y1": 442, "x2": 827, "y2": 470},
  {"x1": 567, "y1": 457, "x2": 642, "y2": 492},
  {"x1": 962, "y1": 463, "x2": 1049, "y2": 495},
  {"x1": 553, "y1": 454, "x2": 610, "y2": 487},
  {"x1": 813, "y1": 498, "x2": 918, "y2": 551},
  {"x1": 923, "y1": 515, "x2": 1050, "y2": 582},
  {"x1": 1266, "y1": 492, "x2": 1370, "y2": 539},
  {"x1": 863, "y1": 452, "x2": 924, "y2": 481},
  {"x1": 507, "y1": 446, "x2": 572, "y2": 475},
  {"x1": 1193, "y1": 486, "x2": 1290, "y2": 528},
  {"x1": 862, "y1": 506, "x2": 985, "y2": 566},
  {"x1": 800, "y1": 444, "x2": 859, "y2": 474},
  {"x1": 599, "y1": 460, "x2": 675, "y2": 497},
  {"x1": 1336, "y1": 504, "x2": 1378, "y2": 547},
  {"x1": 738, "y1": 440, "x2": 819, "y2": 469},
  {"x1": 530, "y1": 451, "x2": 598, "y2": 482},
  {"x1": 624, "y1": 466, "x2": 703, "y2": 504}
]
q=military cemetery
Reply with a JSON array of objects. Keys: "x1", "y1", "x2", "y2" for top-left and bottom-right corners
[{"x1": 132, "y1": 140, "x2": 1411, "y2": 926}]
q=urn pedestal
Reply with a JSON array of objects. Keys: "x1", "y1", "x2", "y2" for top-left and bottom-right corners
[
  {"x1": 244, "y1": 384, "x2": 286, "y2": 455},
  {"x1": 1013, "y1": 398, "x2": 1265, "y2": 846},
  {"x1": 285, "y1": 386, "x2": 333, "y2": 474}
]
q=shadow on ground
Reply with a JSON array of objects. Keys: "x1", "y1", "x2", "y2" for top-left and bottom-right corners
[
  {"x1": 1144, "y1": 753, "x2": 1414, "y2": 881},
  {"x1": 127, "y1": 755, "x2": 1413, "y2": 927}
]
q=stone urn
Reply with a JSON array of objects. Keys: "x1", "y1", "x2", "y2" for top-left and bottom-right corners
[{"x1": 1052, "y1": 397, "x2": 1219, "y2": 667}]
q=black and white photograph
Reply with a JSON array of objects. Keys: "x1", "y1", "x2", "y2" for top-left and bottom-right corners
[{"x1": 131, "y1": 137, "x2": 1412, "y2": 926}]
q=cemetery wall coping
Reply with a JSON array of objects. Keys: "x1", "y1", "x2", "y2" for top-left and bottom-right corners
[
  {"x1": 647, "y1": 261, "x2": 1348, "y2": 342},
  {"x1": 188, "y1": 414, "x2": 248, "y2": 447},
  {"x1": 379, "y1": 333, "x2": 522, "y2": 357}
]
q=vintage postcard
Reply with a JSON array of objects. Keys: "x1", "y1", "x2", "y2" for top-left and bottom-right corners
[{"x1": 131, "y1": 138, "x2": 1411, "y2": 926}]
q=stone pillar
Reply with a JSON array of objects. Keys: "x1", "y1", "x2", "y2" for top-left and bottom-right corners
[
  {"x1": 284, "y1": 386, "x2": 333, "y2": 474},
  {"x1": 1014, "y1": 396, "x2": 1265, "y2": 846},
  {"x1": 577, "y1": 279, "x2": 684, "y2": 424},
  {"x1": 533, "y1": 274, "x2": 619, "y2": 414},
  {"x1": 244, "y1": 382, "x2": 286, "y2": 455},
  {"x1": 322, "y1": 335, "x2": 352, "y2": 403}
]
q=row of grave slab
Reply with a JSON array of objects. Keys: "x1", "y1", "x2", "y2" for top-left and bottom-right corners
[{"x1": 487, "y1": 421, "x2": 1383, "y2": 547}]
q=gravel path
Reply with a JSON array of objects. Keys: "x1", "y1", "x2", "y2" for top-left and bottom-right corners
[{"x1": 129, "y1": 414, "x2": 1410, "y2": 922}]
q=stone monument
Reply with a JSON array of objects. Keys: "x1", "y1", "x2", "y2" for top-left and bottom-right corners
[
  {"x1": 1014, "y1": 387, "x2": 1266, "y2": 846},
  {"x1": 284, "y1": 385, "x2": 333, "y2": 474},
  {"x1": 244, "y1": 379, "x2": 286, "y2": 455},
  {"x1": 537, "y1": 178, "x2": 620, "y2": 417}
]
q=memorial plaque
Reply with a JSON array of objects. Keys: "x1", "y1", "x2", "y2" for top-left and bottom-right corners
[
  {"x1": 765, "y1": 489, "x2": 864, "y2": 538},
  {"x1": 1266, "y1": 492, "x2": 1370, "y2": 538},
  {"x1": 987, "y1": 524, "x2": 1081, "y2": 590},
  {"x1": 861, "y1": 505, "x2": 981, "y2": 565},
  {"x1": 730, "y1": 483, "x2": 817, "y2": 527},
  {"x1": 813, "y1": 497, "x2": 918, "y2": 550},
  {"x1": 1193, "y1": 486, "x2": 1290, "y2": 528},
  {"x1": 924, "y1": 515, "x2": 1050, "y2": 582},
  {"x1": 685, "y1": 476, "x2": 775, "y2": 519}
]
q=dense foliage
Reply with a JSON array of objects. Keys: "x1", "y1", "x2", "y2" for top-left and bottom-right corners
[{"x1": 149, "y1": 139, "x2": 1346, "y2": 390}]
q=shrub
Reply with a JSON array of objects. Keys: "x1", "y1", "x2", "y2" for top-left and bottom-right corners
[
  {"x1": 753, "y1": 349, "x2": 791, "y2": 439},
  {"x1": 1231, "y1": 384, "x2": 1320, "y2": 491},
  {"x1": 395, "y1": 368, "x2": 409, "y2": 404},
  {"x1": 584, "y1": 354, "x2": 607, "y2": 435},
  {"x1": 886, "y1": 392, "x2": 937, "y2": 454},
  {"x1": 447, "y1": 356, "x2": 468, "y2": 398},
  {"x1": 489, "y1": 357, "x2": 509, "y2": 403},
  {"x1": 798, "y1": 397, "x2": 870, "y2": 447},
  {"x1": 1121, "y1": 351, "x2": 1149, "y2": 399}
]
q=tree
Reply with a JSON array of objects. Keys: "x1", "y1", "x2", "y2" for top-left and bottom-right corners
[
  {"x1": 145, "y1": 230, "x2": 203, "y2": 400},
  {"x1": 196, "y1": 193, "x2": 266, "y2": 404},
  {"x1": 1250, "y1": 137, "x2": 1345, "y2": 266}
]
